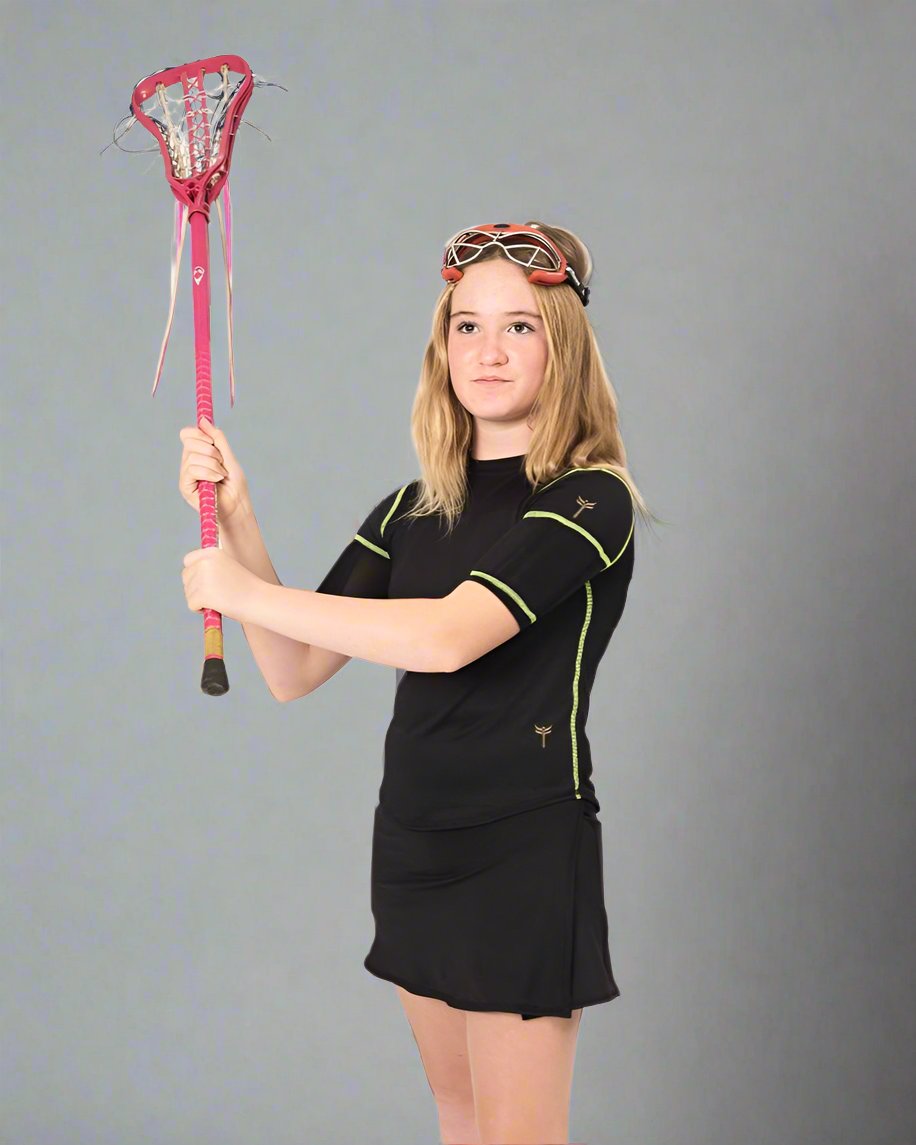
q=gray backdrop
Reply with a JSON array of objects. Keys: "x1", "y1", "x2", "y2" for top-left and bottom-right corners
[{"x1": 3, "y1": 3, "x2": 914, "y2": 1144}]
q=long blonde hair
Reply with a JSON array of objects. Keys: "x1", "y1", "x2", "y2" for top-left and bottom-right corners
[{"x1": 400, "y1": 220, "x2": 659, "y2": 534}]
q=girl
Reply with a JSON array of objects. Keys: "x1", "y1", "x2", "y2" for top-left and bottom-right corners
[{"x1": 180, "y1": 221, "x2": 654, "y2": 1144}]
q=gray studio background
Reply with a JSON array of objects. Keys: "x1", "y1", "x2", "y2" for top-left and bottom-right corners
[{"x1": 3, "y1": 3, "x2": 914, "y2": 1144}]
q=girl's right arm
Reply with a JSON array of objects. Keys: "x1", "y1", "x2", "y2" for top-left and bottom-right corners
[{"x1": 180, "y1": 417, "x2": 337, "y2": 701}]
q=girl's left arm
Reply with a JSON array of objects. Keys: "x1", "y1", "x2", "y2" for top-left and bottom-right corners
[{"x1": 242, "y1": 582, "x2": 453, "y2": 674}]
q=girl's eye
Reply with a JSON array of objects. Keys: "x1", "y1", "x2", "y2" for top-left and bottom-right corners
[{"x1": 456, "y1": 322, "x2": 533, "y2": 334}]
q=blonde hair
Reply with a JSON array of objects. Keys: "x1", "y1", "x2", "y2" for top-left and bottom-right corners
[{"x1": 400, "y1": 219, "x2": 659, "y2": 534}]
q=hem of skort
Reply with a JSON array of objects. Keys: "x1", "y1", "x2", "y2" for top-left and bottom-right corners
[{"x1": 362, "y1": 956, "x2": 620, "y2": 1018}]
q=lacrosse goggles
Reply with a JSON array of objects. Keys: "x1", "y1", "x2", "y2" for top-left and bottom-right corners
[{"x1": 441, "y1": 223, "x2": 590, "y2": 307}]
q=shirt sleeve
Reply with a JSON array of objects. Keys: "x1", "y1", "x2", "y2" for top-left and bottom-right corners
[
  {"x1": 314, "y1": 483, "x2": 411, "y2": 599},
  {"x1": 461, "y1": 467, "x2": 635, "y2": 627}
]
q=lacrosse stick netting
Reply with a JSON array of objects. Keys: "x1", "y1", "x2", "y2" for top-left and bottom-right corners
[{"x1": 124, "y1": 54, "x2": 266, "y2": 696}]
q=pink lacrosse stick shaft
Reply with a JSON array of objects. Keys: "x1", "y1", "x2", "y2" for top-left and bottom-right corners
[
  {"x1": 181, "y1": 67, "x2": 227, "y2": 696},
  {"x1": 187, "y1": 211, "x2": 225, "y2": 682}
]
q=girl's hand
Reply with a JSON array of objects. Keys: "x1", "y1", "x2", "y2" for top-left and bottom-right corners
[
  {"x1": 181, "y1": 547, "x2": 264, "y2": 620},
  {"x1": 178, "y1": 416, "x2": 250, "y2": 524}
]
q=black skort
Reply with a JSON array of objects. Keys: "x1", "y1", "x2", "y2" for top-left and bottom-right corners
[{"x1": 363, "y1": 796, "x2": 620, "y2": 1020}]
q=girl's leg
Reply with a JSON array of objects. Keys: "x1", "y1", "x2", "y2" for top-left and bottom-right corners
[
  {"x1": 395, "y1": 984, "x2": 481, "y2": 1145},
  {"x1": 466, "y1": 1007, "x2": 584, "y2": 1144}
]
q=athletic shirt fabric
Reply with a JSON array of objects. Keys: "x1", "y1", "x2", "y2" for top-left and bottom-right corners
[{"x1": 315, "y1": 453, "x2": 636, "y2": 830}]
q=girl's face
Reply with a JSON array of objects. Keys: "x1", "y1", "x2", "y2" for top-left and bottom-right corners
[{"x1": 446, "y1": 258, "x2": 548, "y2": 451}]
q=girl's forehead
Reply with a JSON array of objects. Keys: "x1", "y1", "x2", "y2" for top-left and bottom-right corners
[{"x1": 450, "y1": 264, "x2": 536, "y2": 305}]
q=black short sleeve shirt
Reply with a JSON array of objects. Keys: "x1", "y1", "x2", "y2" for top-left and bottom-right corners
[{"x1": 315, "y1": 454, "x2": 636, "y2": 829}]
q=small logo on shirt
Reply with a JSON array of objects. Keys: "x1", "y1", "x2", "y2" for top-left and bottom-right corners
[
  {"x1": 573, "y1": 495, "x2": 596, "y2": 518},
  {"x1": 535, "y1": 723, "x2": 553, "y2": 747}
]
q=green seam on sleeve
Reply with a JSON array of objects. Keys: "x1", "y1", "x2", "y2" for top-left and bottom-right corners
[
  {"x1": 354, "y1": 534, "x2": 390, "y2": 559},
  {"x1": 520, "y1": 510, "x2": 614, "y2": 567},
  {"x1": 522, "y1": 501, "x2": 635, "y2": 567},
  {"x1": 468, "y1": 571, "x2": 537, "y2": 623},
  {"x1": 537, "y1": 466, "x2": 633, "y2": 497},
  {"x1": 380, "y1": 483, "x2": 411, "y2": 537},
  {"x1": 534, "y1": 468, "x2": 636, "y2": 541}
]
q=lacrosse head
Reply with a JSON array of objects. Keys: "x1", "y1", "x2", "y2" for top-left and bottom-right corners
[{"x1": 130, "y1": 54, "x2": 254, "y2": 215}]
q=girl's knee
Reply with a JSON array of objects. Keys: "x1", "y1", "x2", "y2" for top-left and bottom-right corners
[{"x1": 435, "y1": 1091, "x2": 481, "y2": 1144}]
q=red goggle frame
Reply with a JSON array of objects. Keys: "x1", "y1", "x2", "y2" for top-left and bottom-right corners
[{"x1": 441, "y1": 223, "x2": 589, "y2": 306}]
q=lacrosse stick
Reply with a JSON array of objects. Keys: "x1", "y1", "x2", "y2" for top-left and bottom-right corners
[{"x1": 127, "y1": 54, "x2": 255, "y2": 696}]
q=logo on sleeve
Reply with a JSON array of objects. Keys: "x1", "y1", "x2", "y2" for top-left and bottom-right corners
[
  {"x1": 535, "y1": 722, "x2": 553, "y2": 747},
  {"x1": 572, "y1": 495, "x2": 596, "y2": 518}
]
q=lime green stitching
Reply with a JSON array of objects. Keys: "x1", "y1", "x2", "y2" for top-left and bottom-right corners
[
  {"x1": 354, "y1": 482, "x2": 411, "y2": 560},
  {"x1": 521, "y1": 510, "x2": 617, "y2": 567},
  {"x1": 523, "y1": 509, "x2": 635, "y2": 567},
  {"x1": 537, "y1": 465, "x2": 633, "y2": 497},
  {"x1": 381, "y1": 483, "x2": 411, "y2": 536},
  {"x1": 468, "y1": 571, "x2": 537, "y2": 623},
  {"x1": 614, "y1": 511, "x2": 636, "y2": 564},
  {"x1": 354, "y1": 534, "x2": 390, "y2": 559},
  {"x1": 569, "y1": 580, "x2": 593, "y2": 798},
  {"x1": 524, "y1": 467, "x2": 635, "y2": 564}
]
